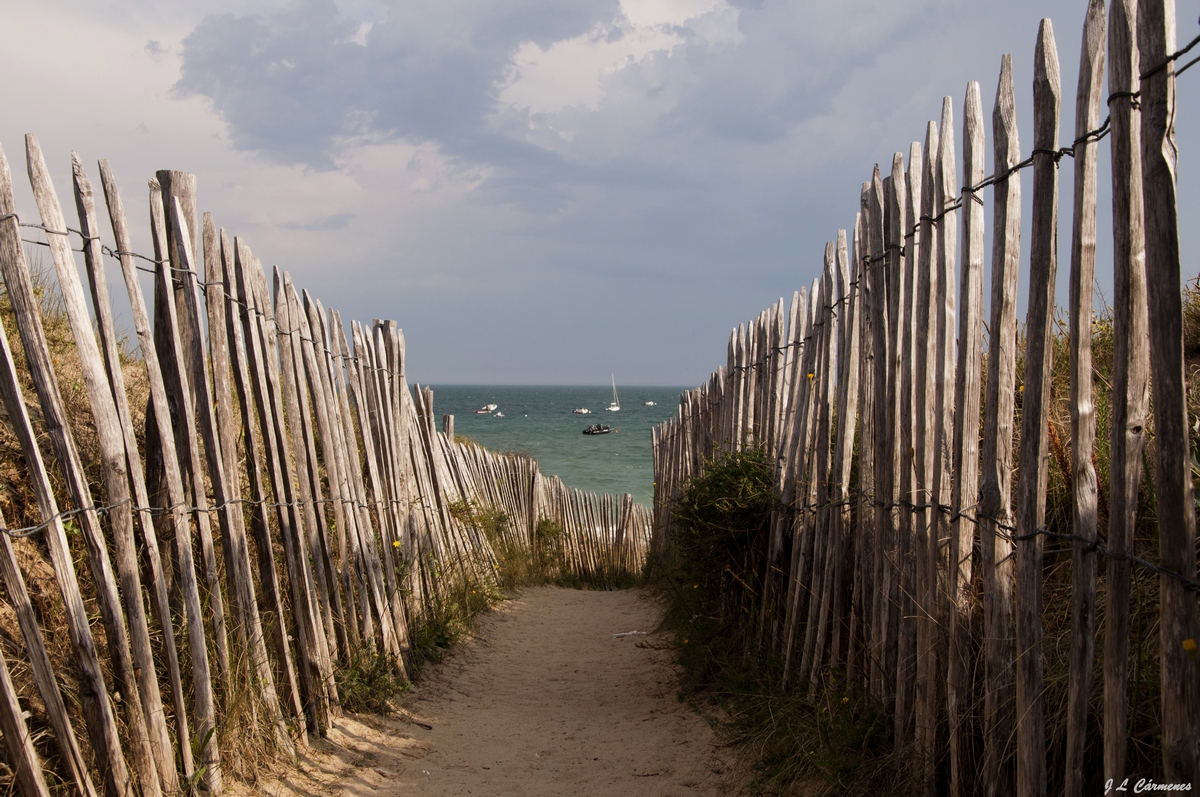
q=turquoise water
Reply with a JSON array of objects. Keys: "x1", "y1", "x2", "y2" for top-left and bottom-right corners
[{"x1": 422, "y1": 385, "x2": 686, "y2": 506}]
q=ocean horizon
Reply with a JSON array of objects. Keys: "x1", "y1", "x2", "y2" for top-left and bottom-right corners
[{"x1": 419, "y1": 384, "x2": 688, "y2": 507}]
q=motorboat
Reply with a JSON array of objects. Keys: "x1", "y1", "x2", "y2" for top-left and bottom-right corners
[
  {"x1": 582, "y1": 424, "x2": 612, "y2": 435},
  {"x1": 474, "y1": 403, "x2": 498, "y2": 414},
  {"x1": 606, "y1": 375, "x2": 620, "y2": 412},
  {"x1": 573, "y1": 408, "x2": 592, "y2": 414},
  {"x1": 494, "y1": 411, "x2": 505, "y2": 417},
  {"x1": 644, "y1": 401, "x2": 656, "y2": 406}
]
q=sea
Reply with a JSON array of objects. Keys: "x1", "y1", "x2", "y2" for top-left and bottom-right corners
[{"x1": 421, "y1": 385, "x2": 688, "y2": 508}]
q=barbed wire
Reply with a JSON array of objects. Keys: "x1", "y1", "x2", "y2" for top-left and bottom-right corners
[
  {"x1": 668, "y1": 39, "x2": 1200, "y2": 401},
  {"x1": 653, "y1": 450, "x2": 1200, "y2": 596},
  {"x1": 859, "y1": 31, "x2": 1200, "y2": 246},
  {"x1": 0, "y1": 493, "x2": 431, "y2": 541},
  {"x1": 4, "y1": 218, "x2": 389, "y2": 367},
  {"x1": 655, "y1": 33, "x2": 1200, "y2": 601}
]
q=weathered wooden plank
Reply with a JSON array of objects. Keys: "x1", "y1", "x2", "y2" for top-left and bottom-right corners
[
  {"x1": 802, "y1": 245, "x2": 839, "y2": 693},
  {"x1": 768, "y1": 293, "x2": 808, "y2": 651},
  {"x1": 979, "y1": 54, "x2": 1020, "y2": 797},
  {"x1": 205, "y1": 222, "x2": 293, "y2": 755},
  {"x1": 0, "y1": 193, "x2": 131, "y2": 797},
  {"x1": 850, "y1": 202, "x2": 873, "y2": 687},
  {"x1": 948, "y1": 79, "x2": 986, "y2": 797},
  {"x1": 1, "y1": 139, "x2": 141, "y2": 797},
  {"x1": 1139, "y1": 0, "x2": 1199, "y2": 782},
  {"x1": 866, "y1": 173, "x2": 888, "y2": 695},
  {"x1": 932, "y1": 99, "x2": 957, "y2": 778},
  {"x1": 867, "y1": 166, "x2": 889, "y2": 704},
  {"x1": 71, "y1": 153, "x2": 180, "y2": 796},
  {"x1": 0, "y1": 508, "x2": 97, "y2": 797},
  {"x1": 1104, "y1": 0, "x2": 1146, "y2": 786},
  {"x1": 25, "y1": 136, "x2": 164, "y2": 797},
  {"x1": 98, "y1": 160, "x2": 201, "y2": 781},
  {"x1": 894, "y1": 143, "x2": 920, "y2": 748},
  {"x1": 913, "y1": 120, "x2": 939, "y2": 776},
  {"x1": 1015, "y1": 21, "x2": 1060, "y2": 797},
  {"x1": 277, "y1": 271, "x2": 345, "y2": 672},
  {"x1": 782, "y1": 281, "x2": 821, "y2": 666},
  {"x1": 171, "y1": 202, "x2": 267, "y2": 735},
  {"x1": 305, "y1": 294, "x2": 363, "y2": 650},
  {"x1": 290, "y1": 285, "x2": 352, "y2": 663},
  {"x1": 0, "y1": 571, "x2": 53, "y2": 797},
  {"x1": 151, "y1": 189, "x2": 226, "y2": 791},
  {"x1": 155, "y1": 170, "x2": 202, "y2": 414},
  {"x1": 829, "y1": 229, "x2": 859, "y2": 671},
  {"x1": 248, "y1": 257, "x2": 333, "y2": 731},
  {"x1": 223, "y1": 236, "x2": 307, "y2": 738},
  {"x1": 329, "y1": 310, "x2": 403, "y2": 656},
  {"x1": 883, "y1": 155, "x2": 908, "y2": 744},
  {"x1": 780, "y1": 286, "x2": 816, "y2": 672},
  {"x1": 198, "y1": 216, "x2": 253, "y2": 666},
  {"x1": 354, "y1": 322, "x2": 415, "y2": 635},
  {"x1": 1065, "y1": 5, "x2": 1105, "y2": 796},
  {"x1": 233, "y1": 242, "x2": 322, "y2": 737}
]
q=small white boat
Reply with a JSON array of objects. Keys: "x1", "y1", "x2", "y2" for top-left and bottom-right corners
[
  {"x1": 495, "y1": 411, "x2": 505, "y2": 418},
  {"x1": 606, "y1": 374, "x2": 620, "y2": 412},
  {"x1": 474, "y1": 403, "x2": 498, "y2": 414},
  {"x1": 573, "y1": 408, "x2": 592, "y2": 414},
  {"x1": 644, "y1": 401, "x2": 656, "y2": 406}
]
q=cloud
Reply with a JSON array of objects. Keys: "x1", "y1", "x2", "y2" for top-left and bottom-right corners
[
  {"x1": 171, "y1": 0, "x2": 974, "y2": 224},
  {"x1": 174, "y1": 0, "x2": 622, "y2": 169},
  {"x1": 282, "y1": 211, "x2": 356, "y2": 230},
  {"x1": 146, "y1": 0, "x2": 1200, "y2": 385}
]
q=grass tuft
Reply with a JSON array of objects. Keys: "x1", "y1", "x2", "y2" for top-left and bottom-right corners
[{"x1": 335, "y1": 648, "x2": 410, "y2": 714}]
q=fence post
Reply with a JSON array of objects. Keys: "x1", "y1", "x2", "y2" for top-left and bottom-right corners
[
  {"x1": 913, "y1": 119, "x2": 939, "y2": 784},
  {"x1": 948, "y1": 79, "x2": 986, "y2": 797},
  {"x1": 1138, "y1": 0, "x2": 1200, "y2": 782},
  {"x1": 1104, "y1": 0, "x2": 1147, "y2": 786},
  {"x1": 1065, "y1": 5, "x2": 1106, "y2": 796},
  {"x1": 979, "y1": 53, "x2": 1021, "y2": 797},
  {"x1": 1015, "y1": 21, "x2": 1060, "y2": 797}
]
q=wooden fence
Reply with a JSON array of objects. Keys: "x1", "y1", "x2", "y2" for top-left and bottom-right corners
[
  {"x1": 0, "y1": 135, "x2": 650, "y2": 796},
  {"x1": 652, "y1": 1, "x2": 1198, "y2": 794}
]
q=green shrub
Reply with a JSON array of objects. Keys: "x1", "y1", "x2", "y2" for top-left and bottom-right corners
[
  {"x1": 665, "y1": 444, "x2": 776, "y2": 686},
  {"x1": 410, "y1": 576, "x2": 501, "y2": 666},
  {"x1": 656, "y1": 445, "x2": 924, "y2": 795},
  {"x1": 335, "y1": 648, "x2": 410, "y2": 714}
]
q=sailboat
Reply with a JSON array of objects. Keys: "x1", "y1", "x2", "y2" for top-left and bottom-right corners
[{"x1": 606, "y1": 374, "x2": 620, "y2": 412}]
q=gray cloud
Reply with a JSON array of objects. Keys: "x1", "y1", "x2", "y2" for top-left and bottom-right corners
[
  {"x1": 162, "y1": 0, "x2": 1199, "y2": 385},
  {"x1": 175, "y1": 0, "x2": 621, "y2": 169}
]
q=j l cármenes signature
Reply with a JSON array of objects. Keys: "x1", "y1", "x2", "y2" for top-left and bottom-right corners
[{"x1": 1106, "y1": 778, "x2": 1193, "y2": 793}]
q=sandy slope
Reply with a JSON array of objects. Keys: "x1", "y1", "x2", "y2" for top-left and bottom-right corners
[{"x1": 230, "y1": 587, "x2": 736, "y2": 797}]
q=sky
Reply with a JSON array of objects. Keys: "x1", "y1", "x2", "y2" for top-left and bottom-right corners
[{"x1": 1, "y1": 0, "x2": 1197, "y2": 386}]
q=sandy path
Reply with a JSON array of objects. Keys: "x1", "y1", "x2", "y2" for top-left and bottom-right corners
[{"x1": 233, "y1": 587, "x2": 735, "y2": 797}]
